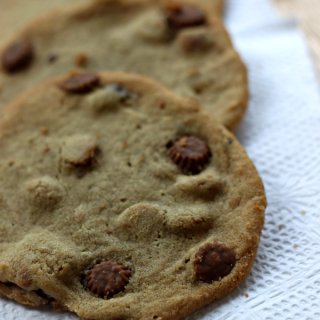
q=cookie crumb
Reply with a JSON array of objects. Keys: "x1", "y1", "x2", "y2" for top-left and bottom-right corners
[
  {"x1": 75, "y1": 53, "x2": 88, "y2": 67},
  {"x1": 301, "y1": 210, "x2": 306, "y2": 216},
  {"x1": 43, "y1": 147, "x2": 50, "y2": 153},
  {"x1": 41, "y1": 127, "x2": 48, "y2": 135},
  {"x1": 245, "y1": 293, "x2": 249, "y2": 298},
  {"x1": 159, "y1": 101, "x2": 165, "y2": 109},
  {"x1": 294, "y1": 244, "x2": 298, "y2": 249},
  {"x1": 179, "y1": 137, "x2": 187, "y2": 147},
  {"x1": 278, "y1": 225, "x2": 282, "y2": 230},
  {"x1": 140, "y1": 157, "x2": 144, "y2": 162},
  {"x1": 123, "y1": 141, "x2": 128, "y2": 148}
]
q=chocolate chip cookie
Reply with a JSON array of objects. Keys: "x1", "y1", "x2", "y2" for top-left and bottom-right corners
[
  {"x1": 0, "y1": 0, "x2": 247, "y2": 131},
  {"x1": 198, "y1": 0, "x2": 224, "y2": 14},
  {"x1": 0, "y1": 71, "x2": 265, "y2": 320}
]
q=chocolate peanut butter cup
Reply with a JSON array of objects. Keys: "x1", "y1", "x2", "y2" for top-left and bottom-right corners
[
  {"x1": 86, "y1": 261, "x2": 131, "y2": 298},
  {"x1": 169, "y1": 136, "x2": 211, "y2": 174},
  {"x1": 194, "y1": 243, "x2": 236, "y2": 282}
]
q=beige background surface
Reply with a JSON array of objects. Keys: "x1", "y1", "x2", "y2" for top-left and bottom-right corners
[{"x1": 274, "y1": 0, "x2": 320, "y2": 79}]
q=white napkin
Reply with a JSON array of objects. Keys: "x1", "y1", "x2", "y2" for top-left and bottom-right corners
[{"x1": 1, "y1": 0, "x2": 320, "y2": 319}]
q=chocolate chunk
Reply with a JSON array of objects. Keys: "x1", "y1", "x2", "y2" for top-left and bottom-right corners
[
  {"x1": 75, "y1": 53, "x2": 88, "y2": 67},
  {"x1": 169, "y1": 136, "x2": 211, "y2": 174},
  {"x1": 194, "y1": 243, "x2": 236, "y2": 283},
  {"x1": 86, "y1": 261, "x2": 131, "y2": 298},
  {"x1": 2, "y1": 41, "x2": 34, "y2": 73},
  {"x1": 60, "y1": 73, "x2": 100, "y2": 94},
  {"x1": 167, "y1": 5, "x2": 206, "y2": 30}
]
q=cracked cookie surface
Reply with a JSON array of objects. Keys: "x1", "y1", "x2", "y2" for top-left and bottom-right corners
[
  {"x1": 0, "y1": 0, "x2": 246, "y2": 131},
  {"x1": 0, "y1": 72, "x2": 265, "y2": 320}
]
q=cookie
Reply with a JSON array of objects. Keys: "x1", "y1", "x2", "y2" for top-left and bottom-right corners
[
  {"x1": 0, "y1": 0, "x2": 247, "y2": 131},
  {"x1": 198, "y1": 0, "x2": 224, "y2": 14},
  {"x1": 0, "y1": 71, "x2": 266, "y2": 320}
]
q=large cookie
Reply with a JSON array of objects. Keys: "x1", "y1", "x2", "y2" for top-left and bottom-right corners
[
  {"x1": 0, "y1": 71, "x2": 266, "y2": 320},
  {"x1": 0, "y1": 0, "x2": 247, "y2": 131},
  {"x1": 196, "y1": 0, "x2": 224, "y2": 14}
]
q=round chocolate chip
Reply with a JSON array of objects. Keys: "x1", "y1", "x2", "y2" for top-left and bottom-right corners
[
  {"x1": 86, "y1": 261, "x2": 131, "y2": 298},
  {"x1": 169, "y1": 136, "x2": 211, "y2": 174},
  {"x1": 194, "y1": 243, "x2": 236, "y2": 283},
  {"x1": 60, "y1": 72, "x2": 100, "y2": 94},
  {"x1": 167, "y1": 5, "x2": 206, "y2": 30},
  {"x1": 2, "y1": 41, "x2": 34, "y2": 73}
]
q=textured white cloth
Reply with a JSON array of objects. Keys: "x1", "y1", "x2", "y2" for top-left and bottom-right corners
[{"x1": 1, "y1": 0, "x2": 320, "y2": 319}]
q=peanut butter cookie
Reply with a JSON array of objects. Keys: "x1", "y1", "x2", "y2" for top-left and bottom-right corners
[
  {"x1": 0, "y1": 0, "x2": 247, "y2": 131},
  {"x1": 0, "y1": 71, "x2": 265, "y2": 320}
]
